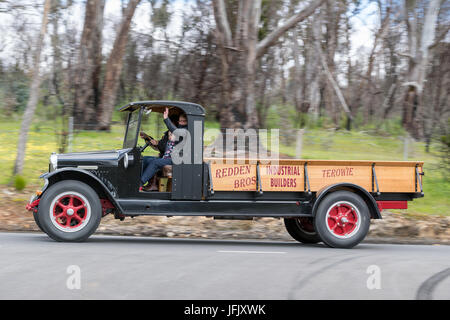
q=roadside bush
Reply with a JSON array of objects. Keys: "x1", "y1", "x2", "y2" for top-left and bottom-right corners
[{"x1": 13, "y1": 175, "x2": 27, "y2": 191}]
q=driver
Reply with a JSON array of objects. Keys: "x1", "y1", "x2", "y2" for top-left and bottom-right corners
[
  {"x1": 141, "y1": 112, "x2": 187, "y2": 157},
  {"x1": 139, "y1": 108, "x2": 187, "y2": 191}
]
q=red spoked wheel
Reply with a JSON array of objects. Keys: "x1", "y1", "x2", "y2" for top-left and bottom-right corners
[
  {"x1": 49, "y1": 192, "x2": 91, "y2": 232},
  {"x1": 325, "y1": 201, "x2": 360, "y2": 239},
  {"x1": 284, "y1": 217, "x2": 322, "y2": 244},
  {"x1": 297, "y1": 217, "x2": 316, "y2": 234},
  {"x1": 314, "y1": 191, "x2": 370, "y2": 248},
  {"x1": 38, "y1": 180, "x2": 102, "y2": 242}
]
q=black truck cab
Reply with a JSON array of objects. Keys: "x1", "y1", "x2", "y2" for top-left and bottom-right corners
[{"x1": 118, "y1": 101, "x2": 205, "y2": 200}]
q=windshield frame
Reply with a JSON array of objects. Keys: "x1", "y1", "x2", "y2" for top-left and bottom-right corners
[{"x1": 123, "y1": 108, "x2": 143, "y2": 149}]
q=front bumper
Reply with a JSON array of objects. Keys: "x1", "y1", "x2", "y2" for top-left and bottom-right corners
[
  {"x1": 25, "y1": 178, "x2": 48, "y2": 212},
  {"x1": 26, "y1": 196, "x2": 40, "y2": 212}
]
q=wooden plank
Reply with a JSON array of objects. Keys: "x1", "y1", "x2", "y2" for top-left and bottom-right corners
[
  {"x1": 375, "y1": 165, "x2": 416, "y2": 193},
  {"x1": 260, "y1": 164, "x2": 304, "y2": 191},
  {"x1": 307, "y1": 163, "x2": 372, "y2": 191},
  {"x1": 210, "y1": 163, "x2": 257, "y2": 191}
]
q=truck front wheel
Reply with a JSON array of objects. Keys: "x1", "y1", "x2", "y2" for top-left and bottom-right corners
[
  {"x1": 284, "y1": 217, "x2": 321, "y2": 244},
  {"x1": 314, "y1": 191, "x2": 370, "y2": 248},
  {"x1": 33, "y1": 208, "x2": 46, "y2": 233},
  {"x1": 37, "y1": 180, "x2": 102, "y2": 242}
]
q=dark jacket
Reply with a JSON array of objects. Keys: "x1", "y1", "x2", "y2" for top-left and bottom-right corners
[
  {"x1": 156, "y1": 118, "x2": 187, "y2": 158},
  {"x1": 156, "y1": 131, "x2": 170, "y2": 158}
]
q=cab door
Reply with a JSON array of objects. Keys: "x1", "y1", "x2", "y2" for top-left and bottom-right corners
[
  {"x1": 171, "y1": 114, "x2": 204, "y2": 200},
  {"x1": 118, "y1": 109, "x2": 144, "y2": 198}
]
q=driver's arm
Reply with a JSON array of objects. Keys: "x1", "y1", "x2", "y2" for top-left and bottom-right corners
[
  {"x1": 140, "y1": 131, "x2": 159, "y2": 150},
  {"x1": 149, "y1": 139, "x2": 159, "y2": 151}
]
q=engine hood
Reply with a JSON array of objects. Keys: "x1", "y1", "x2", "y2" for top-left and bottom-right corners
[{"x1": 54, "y1": 149, "x2": 132, "y2": 168}]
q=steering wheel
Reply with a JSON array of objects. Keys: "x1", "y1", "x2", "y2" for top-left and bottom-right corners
[
  {"x1": 139, "y1": 132, "x2": 155, "y2": 153},
  {"x1": 139, "y1": 140, "x2": 151, "y2": 153}
]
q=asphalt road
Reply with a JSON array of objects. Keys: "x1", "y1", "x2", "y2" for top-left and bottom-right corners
[{"x1": 0, "y1": 232, "x2": 449, "y2": 300}]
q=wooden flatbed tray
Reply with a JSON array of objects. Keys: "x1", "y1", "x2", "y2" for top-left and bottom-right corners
[{"x1": 205, "y1": 158, "x2": 424, "y2": 193}]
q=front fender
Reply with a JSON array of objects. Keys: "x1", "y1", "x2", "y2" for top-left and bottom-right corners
[{"x1": 39, "y1": 168, "x2": 123, "y2": 214}]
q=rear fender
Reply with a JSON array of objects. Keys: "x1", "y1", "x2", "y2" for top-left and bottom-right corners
[{"x1": 312, "y1": 183, "x2": 382, "y2": 219}]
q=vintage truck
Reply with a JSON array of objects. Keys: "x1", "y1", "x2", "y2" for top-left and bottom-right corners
[{"x1": 26, "y1": 101, "x2": 425, "y2": 248}]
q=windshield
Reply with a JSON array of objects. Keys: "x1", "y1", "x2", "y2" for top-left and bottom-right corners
[{"x1": 123, "y1": 110, "x2": 141, "y2": 149}]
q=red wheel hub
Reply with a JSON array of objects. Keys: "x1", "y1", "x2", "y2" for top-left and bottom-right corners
[
  {"x1": 52, "y1": 194, "x2": 88, "y2": 229},
  {"x1": 297, "y1": 217, "x2": 315, "y2": 233},
  {"x1": 326, "y1": 203, "x2": 359, "y2": 237}
]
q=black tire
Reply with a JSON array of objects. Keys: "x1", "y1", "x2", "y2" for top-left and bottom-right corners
[
  {"x1": 284, "y1": 217, "x2": 322, "y2": 244},
  {"x1": 37, "y1": 180, "x2": 102, "y2": 242},
  {"x1": 314, "y1": 191, "x2": 371, "y2": 249},
  {"x1": 33, "y1": 207, "x2": 47, "y2": 233}
]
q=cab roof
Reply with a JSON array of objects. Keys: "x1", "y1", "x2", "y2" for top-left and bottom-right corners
[{"x1": 118, "y1": 100, "x2": 205, "y2": 116}]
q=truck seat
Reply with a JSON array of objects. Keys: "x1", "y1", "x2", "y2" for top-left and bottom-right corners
[
  {"x1": 162, "y1": 165, "x2": 172, "y2": 178},
  {"x1": 158, "y1": 165, "x2": 173, "y2": 192}
]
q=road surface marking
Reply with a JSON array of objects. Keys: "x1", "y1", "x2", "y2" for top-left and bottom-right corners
[
  {"x1": 217, "y1": 250, "x2": 287, "y2": 254},
  {"x1": 416, "y1": 267, "x2": 450, "y2": 300}
]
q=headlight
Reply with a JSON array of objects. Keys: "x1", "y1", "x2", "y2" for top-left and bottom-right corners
[{"x1": 50, "y1": 153, "x2": 58, "y2": 171}]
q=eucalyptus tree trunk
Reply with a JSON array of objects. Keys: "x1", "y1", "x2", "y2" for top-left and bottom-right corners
[
  {"x1": 312, "y1": 11, "x2": 352, "y2": 124},
  {"x1": 303, "y1": 22, "x2": 320, "y2": 122},
  {"x1": 73, "y1": 0, "x2": 105, "y2": 130},
  {"x1": 212, "y1": 0, "x2": 325, "y2": 129},
  {"x1": 97, "y1": 0, "x2": 141, "y2": 131},
  {"x1": 382, "y1": 27, "x2": 400, "y2": 120},
  {"x1": 50, "y1": 0, "x2": 69, "y2": 153},
  {"x1": 290, "y1": 26, "x2": 302, "y2": 115},
  {"x1": 402, "y1": 0, "x2": 441, "y2": 138},
  {"x1": 13, "y1": 0, "x2": 51, "y2": 176},
  {"x1": 212, "y1": 0, "x2": 260, "y2": 129}
]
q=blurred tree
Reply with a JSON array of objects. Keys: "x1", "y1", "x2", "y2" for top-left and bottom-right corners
[
  {"x1": 351, "y1": 2, "x2": 391, "y2": 126},
  {"x1": 402, "y1": 0, "x2": 442, "y2": 139},
  {"x1": 97, "y1": 0, "x2": 141, "y2": 131},
  {"x1": 312, "y1": 7, "x2": 352, "y2": 127},
  {"x1": 7, "y1": 65, "x2": 29, "y2": 113},
  {"x1": 151, "y1": 0, "x2": 171, "y2": 28},
  {"x1": 423, "y1": 43, "x2": 450, "y2": 153},
  {"x1": 13, "y1": 0, "x2": 52, "y2": 176},
  {"x1": 49, "y1": 0, "x2": 75, "y2": 153},
  {"x1": 119, "y1": 37, "x2": 140, "y2": 104},
  {"x1": 0, "y1": 0, "x2": 447, "y2": 145},
  {"x1": 73, "y1": 0, "x2": 105, "y2": 130}
]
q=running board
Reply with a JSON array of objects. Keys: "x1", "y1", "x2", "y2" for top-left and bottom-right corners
[{"x1": 116, "y1": 199, "x2": 313, "y2": 218}]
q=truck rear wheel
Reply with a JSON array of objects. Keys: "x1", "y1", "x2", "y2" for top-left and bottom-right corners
[
  {"x1": 37, "y1": 180, "x2": 102, "y2": 242},
  {"x1": 284, "y1": 217, "x2": 321, "y2": 244},
  {"x1": 314, "y1": 191, "x2": 370, "y2": 248}
]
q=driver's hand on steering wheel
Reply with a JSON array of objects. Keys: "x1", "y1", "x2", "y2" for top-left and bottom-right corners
[
  {"x1": 140, "y1": 132, "x2": 158, "y2": 146},
  {"x1": 140, "y1": 131, "x2": 149, "y2": 140}
]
